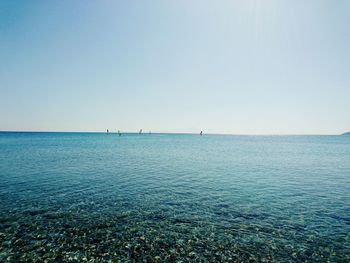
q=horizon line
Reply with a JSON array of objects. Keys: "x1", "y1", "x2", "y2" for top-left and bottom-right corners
[{"x1": 0, "y1": 130, "x2": 347, "y2": 136}]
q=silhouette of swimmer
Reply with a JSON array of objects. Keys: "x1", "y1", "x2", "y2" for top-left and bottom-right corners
[
  {"x1": 139, "y1": 129, "x2": 142, "y2": 134},
  {"x1": 107, "y1": 129, "x2": 109, "y2": 134},
  {"x1": 200, "y1": 131, "x2": 203, "y2": 136},
  {"x1": 118, "y1": 130, "x2": 121, "y2": 136}
]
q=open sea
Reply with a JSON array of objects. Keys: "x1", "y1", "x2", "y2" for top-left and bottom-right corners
[{"x1": 0, "y1": 132, "x2": 349, "y2": 262}]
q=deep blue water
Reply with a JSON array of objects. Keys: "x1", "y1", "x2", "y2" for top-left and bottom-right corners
[{"x1": 0, "y1": 132, "x2": 349, "y2": 262}]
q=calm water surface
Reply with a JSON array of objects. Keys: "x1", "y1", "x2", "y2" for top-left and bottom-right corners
[{"x1": 0, "y1": 132, "x2": 349, "y2": 262}]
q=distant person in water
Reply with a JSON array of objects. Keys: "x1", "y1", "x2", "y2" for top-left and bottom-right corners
[
  {"x1": 118, "y1": 130, "x2": 121, "y2": 136},
  {"x1": 139, "y1": 129, "x2": 142, "y2": 134},
  {"x1": 200, "y1": 131, "x2": 203, "y2": 136},
  {"x1": 107, "y1": 129, "x2": 109, "y2": 134}
]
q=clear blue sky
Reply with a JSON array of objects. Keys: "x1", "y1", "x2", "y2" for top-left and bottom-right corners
[{"x1": 1, "y1": 0, "x2": 349, "y2": 134}]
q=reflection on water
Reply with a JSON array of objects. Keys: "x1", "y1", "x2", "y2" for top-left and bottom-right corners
[{"x1": 0, "y1": 132, "x2": 349, "y2": 262}]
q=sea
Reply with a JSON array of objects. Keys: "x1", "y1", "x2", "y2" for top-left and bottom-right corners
[{"x1": 0, "y1": 132, "x2": 349, "y2": 262}]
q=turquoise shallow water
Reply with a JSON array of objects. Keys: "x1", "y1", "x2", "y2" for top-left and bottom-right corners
[{"x1": 0, "y1": 132, "x2": 349, "y2": 262}]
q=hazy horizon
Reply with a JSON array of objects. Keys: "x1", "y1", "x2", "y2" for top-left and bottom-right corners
[
  {"x1": 0, "y1": 129, "x2": 348, "y2": 136},
  {"x1": 1, "y1": 1, "x2": 350, "y2": 135}
]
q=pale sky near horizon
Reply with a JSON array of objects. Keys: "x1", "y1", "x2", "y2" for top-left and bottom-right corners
[{"x1": 1, "y1": 0, "x2": 349, "y2": 134}]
